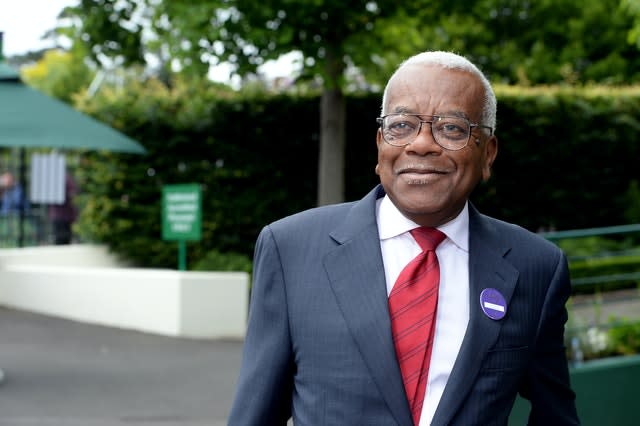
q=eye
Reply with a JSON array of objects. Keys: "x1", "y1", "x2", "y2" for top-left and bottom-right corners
[
  {"x1": 389, "y1": 120, "x2": 414, "y2": 131},
  {"x1": 442, "y1": 123, "x2": 464, "y2": 133},
  {"x1": 385, "y1": 115, "x2": 418, "y2": 138},
  {"x1": 434, "y1": 118, "x2": 468, "y2": 140}
]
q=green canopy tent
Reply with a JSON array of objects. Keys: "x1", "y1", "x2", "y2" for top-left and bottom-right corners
[
  {"x1": 0, "y1": 64, "x2": 145, "y2": 153},
  {"x1": 0, "y1": 34, "x2": 145, "y2": 246}
]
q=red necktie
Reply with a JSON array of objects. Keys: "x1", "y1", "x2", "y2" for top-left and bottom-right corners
[{"x1": 388, "y1": 227, "x2": 446, "y2": 425}]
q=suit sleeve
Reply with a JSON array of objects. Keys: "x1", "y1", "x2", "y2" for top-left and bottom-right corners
[
  {"x1": 520, "y1": 251, "x2": 580, "y2": 425},
  {"x1": 228, "y1": 226, "x2": 294, "y2": 425}
]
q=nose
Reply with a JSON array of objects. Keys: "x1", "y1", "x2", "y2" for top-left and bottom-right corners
[{"x1": 406, "y1": 122, "x2": 442, "y2": 155}]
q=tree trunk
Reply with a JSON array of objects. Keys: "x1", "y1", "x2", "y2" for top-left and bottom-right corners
[
  {"x1": 317, "y1": 88, "x2": 345, "y2": 205},
  {"x1": 317, "y1": 52, "x2": 346, "y2": 206}
]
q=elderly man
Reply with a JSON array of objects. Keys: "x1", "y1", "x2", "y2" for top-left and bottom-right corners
[{"x1": 229, "y1": 51, "x2": 579, "y2": 425}]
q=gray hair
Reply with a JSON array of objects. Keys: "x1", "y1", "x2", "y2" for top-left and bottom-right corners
[{"x1": 381, "y1": 51, "x2": 497, "y2": 132}]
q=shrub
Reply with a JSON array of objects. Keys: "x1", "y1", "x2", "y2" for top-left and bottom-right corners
[
  {"x1": 565, "y1": 309, "x2": 640, "y2": 362},
  {"x1": 608, "y1": 319, "x2": 640, "y2": 356},
  {"x1": 192, "y1": 249, "x2": 252, "y2": 274}
]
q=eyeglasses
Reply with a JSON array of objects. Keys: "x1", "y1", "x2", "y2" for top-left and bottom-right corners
[{"x1": 376, "y1": 113, "x2": 493, "y2": 151}]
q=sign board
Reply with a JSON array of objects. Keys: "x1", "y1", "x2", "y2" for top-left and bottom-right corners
[
  {"x1": 30, "y1": 152, "x2": 66, "y2": 204},
  {"x1": 162, "y1": 184, "x2": 202, "y2": 241}
]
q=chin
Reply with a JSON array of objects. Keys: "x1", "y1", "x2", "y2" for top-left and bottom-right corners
[
  {"x1": 394, "y1": 194, "x2": 462, "y2": 225},
  {"x1": 399, "y1": 200, "x2": 445, "y2": 217}
]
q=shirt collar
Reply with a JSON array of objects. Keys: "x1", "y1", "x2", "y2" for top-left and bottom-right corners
[{"x1": 376, "y1": 195, "x2": 469, "y2": 252}]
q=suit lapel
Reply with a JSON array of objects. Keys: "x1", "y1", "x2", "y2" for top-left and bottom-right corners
[
  {"x1": 324, "y1": 186, "x2": 413, "y2": 426},
  {"x1": 431, "y1": 206, "x2": 519, "y2": 426}
]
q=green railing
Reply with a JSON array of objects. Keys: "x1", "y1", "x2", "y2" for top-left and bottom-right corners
[
  {"x1": 509, "y1": 225, "x2": 640, "y2": 425},
  {"x1": 541, "y1": 223, "x2": 640, "y2": 240},
  {"x1": 542, "y1": 222, "x2": 640, "y2": 364},
  {"x1": 541, "y1": 223, "x2": 640, "y2": 291},
  {"x1": 0, "y1": 210, "x2": 49, "y2": 247}
]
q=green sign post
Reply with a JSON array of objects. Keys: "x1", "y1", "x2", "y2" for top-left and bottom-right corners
[{"x1": 162, "y1": 184, "x2": 202, "y2": 270}]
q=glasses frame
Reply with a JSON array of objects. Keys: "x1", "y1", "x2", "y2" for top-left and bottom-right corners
[{"x1": 376, "y1": 113, "x2": 494, "y2": 151}]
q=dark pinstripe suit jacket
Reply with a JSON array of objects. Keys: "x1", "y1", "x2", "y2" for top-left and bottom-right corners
[{"x1": 229, "y1": 185, "x2": 579, "y2": 425}]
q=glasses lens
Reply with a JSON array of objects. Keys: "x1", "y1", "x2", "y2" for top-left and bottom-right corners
[
  {"x1": 432, "y1": 116, "x2": 470, "y2": 150},
  {"x1": 382, "y1": 115, "x2": 420, "y2": 146},
  {"x1": 380, "y1": 114, "x2": 472, "y2": 150}
]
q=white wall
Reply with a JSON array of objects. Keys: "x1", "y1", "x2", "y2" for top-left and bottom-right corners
[
  {"x1": 0, "y1": 245, "x2": 249, "y2": 339},
  {"x1": 0, "y1": 244, "x2": 125, "y2": 268}
]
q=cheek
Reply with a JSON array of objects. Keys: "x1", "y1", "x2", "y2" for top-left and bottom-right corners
[
  {"x1": 464, "y1": 157, "x2": 489, "y2": 187},
  {"x1": 377, "y1": 154, "x2": 400, "y2": 185},
  {"x1": 376, "y1": 149, "x2": 393, "y2": 174}
]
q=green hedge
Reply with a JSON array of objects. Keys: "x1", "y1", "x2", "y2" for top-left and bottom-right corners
[
  {"x1": 555, "y1": 235, "x2": 640, "y2": 293},
  {"x1": 571, "y1": 255, "x2": 640, "y2": 280},
  {"x1": 73, "y1": 79, "x2": 640, "y2": 269},
  {"x1": 192, "y1": 250, "x2": 252, "y2": 274},
  {"x1": 477, "y1": 85, "x2": 640, "y2": 231},
  {"x1": 569, "y1": 255, "x2": 640, "y2": 293}
]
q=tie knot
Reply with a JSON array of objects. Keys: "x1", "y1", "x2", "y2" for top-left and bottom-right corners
[{"x1": 410, "y1": 227, "x2": 446, "y2": 252}]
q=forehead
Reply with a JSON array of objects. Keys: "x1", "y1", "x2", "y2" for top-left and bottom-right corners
[{"x1": 385, "y1": 64, "x2": 484, "y2": 118}]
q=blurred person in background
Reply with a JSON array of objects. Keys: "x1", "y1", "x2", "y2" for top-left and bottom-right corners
[
  {"x1": 0, "y1": 171, "x2": 28, "y2": 215},
  {"x1": 48, "y1": 173, "x2": 78, "y2": 245}
]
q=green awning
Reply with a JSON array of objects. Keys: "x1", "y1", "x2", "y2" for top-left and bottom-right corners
[
  {"x1": 0, "y1": 61, "x2": 19, "y2": 81},
  {"x1": 0, "y1": 64, "x2": 145, "y2": 154}
]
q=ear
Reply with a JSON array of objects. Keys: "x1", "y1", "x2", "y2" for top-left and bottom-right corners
[
  {"x1": 481, "y1": 134, "x2": 498, "y2": 182},
  {"x1": 375, "y1": 129, "x2": 383, "y2": 176}
]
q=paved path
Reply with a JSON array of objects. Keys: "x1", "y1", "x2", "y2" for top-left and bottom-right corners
[
  {"x1": 0, "y1": 307, "x2": 243, "y2": 426},
  {"x1": 1, "y1": 289, "x2": 637, "y2": 426}
]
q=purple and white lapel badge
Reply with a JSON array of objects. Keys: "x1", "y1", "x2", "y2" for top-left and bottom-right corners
[{"x1": 480, "y1": 288, "x2": 507, "y2": 320}]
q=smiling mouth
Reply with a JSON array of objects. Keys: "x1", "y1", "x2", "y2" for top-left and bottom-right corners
[
  {"x1": 396, "y1": 166, "x2": 449, "y2": 175},
  {"x1": 395, "y1": 166, "x2": 449, "y2": 184}
]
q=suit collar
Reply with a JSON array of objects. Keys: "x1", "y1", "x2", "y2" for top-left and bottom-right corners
[
  {"x1": 329, "y1": 185, "x2": 385, "y2": 244},
  {"x1": 325, "y1": 185, "x2": 414, "y2": 426},
  {"x1": 431, "y1": 205, "x2": 519, "y2": 425}
]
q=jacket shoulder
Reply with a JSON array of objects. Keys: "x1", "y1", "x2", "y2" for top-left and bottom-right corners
[
  {"x1": 269, "y1": 201, "x2": 355, "y2": 232},
  {"x1": 478, "y1": 213, "x2": 563, "y2": 256}
]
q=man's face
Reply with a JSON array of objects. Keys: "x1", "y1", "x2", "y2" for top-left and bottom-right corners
[{"x1": 376, "y1": 64, "x2": 498, "y2": 227}]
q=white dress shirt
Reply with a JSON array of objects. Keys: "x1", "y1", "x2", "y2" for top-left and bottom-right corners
[{"x1": 376, "y1": 195, "x2": 470, "y2": 426}]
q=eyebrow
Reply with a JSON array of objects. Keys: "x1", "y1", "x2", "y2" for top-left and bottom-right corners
[
  {"x1": 389, "y1": 107, "x2": 471, "y2": 120},
  {"x1": 391, "y1": 106, "x2": 415, "y2": 114},
  {"x1": 440, "y1": 110, "x2": 470, "y2": 120}
]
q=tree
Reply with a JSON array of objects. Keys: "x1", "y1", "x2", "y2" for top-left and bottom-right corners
[
  {"x1": 58, "y1": 0, "x2": 640, "y2": 205},
  {"x1": 623, "y1": 0, "x2": 640, "y2": 49},
  {"x1": 61, "y1": 0, "x2": 419, "y2": 205},
  {"x1": 20, "y1": 50, "x2": 94, "y2": 103},
  {"x1": 372, "y1": 0, "x2": 640, "y2": 86},
  {"x1": 58, "y1": 0, "x2": 146, "y2": 69},
  {"x1": 150, "y1": 1, "x2": 426, "y2": 205}
]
